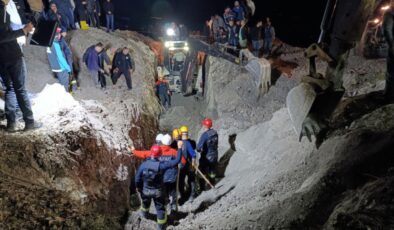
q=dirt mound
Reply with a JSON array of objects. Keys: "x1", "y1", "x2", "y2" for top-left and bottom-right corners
[{"x1": 0, "y1": 28, "x2": 161, "y2": 229}]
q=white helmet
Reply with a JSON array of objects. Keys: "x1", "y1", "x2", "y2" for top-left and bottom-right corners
[
  {"x1": 155, "y1": 133, "x2": 164, "y2": 144},
  {"x1": 161, "y1": 134, "x2": 172, "y2": 146}
]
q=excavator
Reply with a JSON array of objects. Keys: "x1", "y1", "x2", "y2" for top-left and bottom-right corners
[{"x1": 284, "y1": 0, "x2": 390, "y2": 145}]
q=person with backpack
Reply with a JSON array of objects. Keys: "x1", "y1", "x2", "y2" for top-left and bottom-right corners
[
  {"x1": 135, "y1": 142, "x2": 183, "y2": 230},
  {"x1": 197, "y1": 118, "x2": 219, "y2": 190}
]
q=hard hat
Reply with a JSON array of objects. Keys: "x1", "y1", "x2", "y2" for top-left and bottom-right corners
[
  {"x1": 202, "y1": 118, "x2": 213, "y2": 128},
  {"x1": 172, "y1": 129, "x2": 181, "y2": 140},
  {"x1": 179, "y1": 126, "x2": 189, "y2": 134},
  {"x1": 155, "y1": 134, "x2": 164, "y2": 144},
  {"x1": 161, "y1": 134, "x2": 172, "y2": 146},
  {"x1": 150, "y1": 145, "x2": 162, "y2": 158}
]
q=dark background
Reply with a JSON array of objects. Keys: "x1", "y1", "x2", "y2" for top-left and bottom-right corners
[{"x1": 112, "y1": 0, "x2": 327, "y2": 47}]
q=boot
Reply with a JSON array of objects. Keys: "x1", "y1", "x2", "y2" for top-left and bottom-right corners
[
  {"x1": 139, "y1": 210, "x2": 148, "y2": 219},
  {"x1": 157, "y1": 223, "x2": 167, "y2": 230},
  {"x1": 6, "y1": 122, "x2": 17, "y2": 133},
  {"x1": 24, "y1": 121, "x2": 43, "y2": 131},
  {"x1": 188, "y1": 182, "x2": 196, "y2": 202}
]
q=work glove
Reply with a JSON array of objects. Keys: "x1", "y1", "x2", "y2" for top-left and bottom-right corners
[
  {"x1": 128, "y1": 145, "x2": 135, "y2": 155},
  {"x1": 177, "y1": 140, "x2": 184, "y2": 148},
  {"x1": 191, "y1": 159, "x2": 196, "y2": 168}
]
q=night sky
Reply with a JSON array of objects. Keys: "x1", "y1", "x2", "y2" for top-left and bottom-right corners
[{"x1": 112, "y1": 0, "x2": 327, "y2": 47}]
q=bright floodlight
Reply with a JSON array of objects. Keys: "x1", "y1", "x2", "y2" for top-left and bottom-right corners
[
  {"x1": 381, "y1": 5, "x2": 390, "y2": 11},
  {"x1": 167, "y1": 28, "x2": 175, "y2": 36},
  {"x1": 373, "y1": 18, "x2": 380, "y2": 24}
]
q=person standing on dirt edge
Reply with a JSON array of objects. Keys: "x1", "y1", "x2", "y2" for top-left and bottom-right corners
[
  {"x1": 197, "y1": 118, "x2": 219, "y2": 190},
  {"x1": 135, "y1": 143, "x2": 183, "y2": 230},
  {"x1": 112, "y1": 47, "x2": 134, "y2": 90},
  {"x1": 0, "y1": 0, "x2": 41, "y2": 132},
  {"x1": 383, "y1": 0, "x2": 394, "y2": 99}
]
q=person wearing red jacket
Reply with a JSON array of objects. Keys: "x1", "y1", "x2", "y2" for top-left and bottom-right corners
[{"x1": 132, "y1": 134, "x2": 186, "y2": 212}]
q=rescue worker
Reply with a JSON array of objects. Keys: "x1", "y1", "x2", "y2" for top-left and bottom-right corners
[
  {"x1": 135, "y1": 143, "x2": 183, "y2": 230},
  {"x1": 171, "y1": 128, "x2": 181, "y2": 149},
  {"x1": 178, "y1": 125, "x2": 198, "y2": 202},
  {"x1": 383, "y1": 0, "x2": 394, "y2": 99},
  {"x1": 132, "y1": 134, "x2": 186, "y2": 212},
  {"x1": 156, "y1": 73, "x2": 171, "y2": 109},
  {"x1": 197, "y1": 118, "x2": 219, "y2": 190}
]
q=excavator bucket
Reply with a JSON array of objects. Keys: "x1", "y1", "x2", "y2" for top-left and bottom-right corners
[
  {"x1": 245, "y1": 58, "x2": 271, "y2": 95},
  {"x1": 286, "y1": 83, "x2": 317, "y2": 137}
]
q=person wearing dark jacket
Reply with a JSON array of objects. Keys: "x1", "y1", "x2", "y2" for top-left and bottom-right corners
[
  {"x1": 112, "y1": 47, "x2": 134, "y2": 90},
  {"x1": 52, "y1": 0, "x2": 75, "y2": 29},
  {"x1": 83, "y1": 42, "x2": 104, "y2": 87},
  {"x1": 383, "y1": 1, "x2": 394, "y2": 99},
  {"x1": 197, "y1": 118, "x2": 219, "y2": 190},
  {"x1": 132, "y1": 134, "x2": 186, "y2": 212},
  {"x1": 250, "y1": 20, "x2": 263, "y2": 57},
  {"x1": 103, "y1": 0, "x2": 114, "y2": 32},
  {"x1": 86, "y1": 0, "x2": 100, "y2": 27},
  {"x1": 263, "y1": 19, "x2": 275, "y2": 56},
  {"x1": 135, "y1": 143, "x2": 183, "y2": 230},
  {"x1": 74, "y1": 0, "x2": 87, "y2": 22},
  {"x1": 47, "y1": 28, "x2": 73, "y2": 92},
  {"x1": 233, "y1": 1, "x2": 245, "y2": 21},
  {"x1": 0, "y1": 0, "x2": 41, "y2": 132},
  {"x1": 48, "y1": 3, "x2": 68, "y2": 32},
  {"x1": 98, "y1": 48, "x2": 110, "y2": 89},
  {"x1": 156, "y1": 73, "x2": 171, "y2": 109},
  {"x1": 227, "y1": 19, "x2": 238, "y2": 47},
  {"x1": 178, "y1": 125, "x2": 198, "y2": 202}
]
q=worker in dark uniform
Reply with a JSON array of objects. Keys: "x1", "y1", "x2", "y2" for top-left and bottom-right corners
[
  {"x1": 178, "y1": 125, "x2": 198, "y2": 202},
  {"x1": 197, "y1": 118, "x2": 219, "y2": 190},
  {"x1": 383, "y1": 0, "x2": 394, "y2": 99},
  {"x1": 135, "y1": 143, "x2": 183, "y2": 230}
]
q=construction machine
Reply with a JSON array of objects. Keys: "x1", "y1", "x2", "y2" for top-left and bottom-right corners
[{"x1": 286, "y1": 0, "x2": 388, "y2": 143}]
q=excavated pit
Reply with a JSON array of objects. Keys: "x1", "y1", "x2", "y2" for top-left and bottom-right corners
[
  {"x1": 127, "y1": 42, "x2": 393, "y2": 230},
  {"x1": 1, "y1": 28, "x2": 392, "y2": 230},
  {"x1": 0, "y1": 29, "x2": 161, "y2": 229}
]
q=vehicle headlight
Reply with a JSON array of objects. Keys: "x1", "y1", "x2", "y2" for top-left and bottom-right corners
[{"x1": 166, "y1": 28, "x2": 175, "y2": 36}]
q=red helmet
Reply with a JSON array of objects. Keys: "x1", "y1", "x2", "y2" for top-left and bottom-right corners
[
  {"x1": 202, "y1": 118, "x2": 213, "y2": 128},
  {"x1": 150, "y1": 145, "x2": 162, "y2": 158}
]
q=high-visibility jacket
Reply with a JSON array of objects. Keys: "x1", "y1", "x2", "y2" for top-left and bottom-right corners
[{"x1": 133, "y1": 146, "x2": 186, "y2": 183}]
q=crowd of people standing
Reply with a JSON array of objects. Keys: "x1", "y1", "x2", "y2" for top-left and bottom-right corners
[{"x1": 204, "y1": 0, "x2": 276, "y2": 58}]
